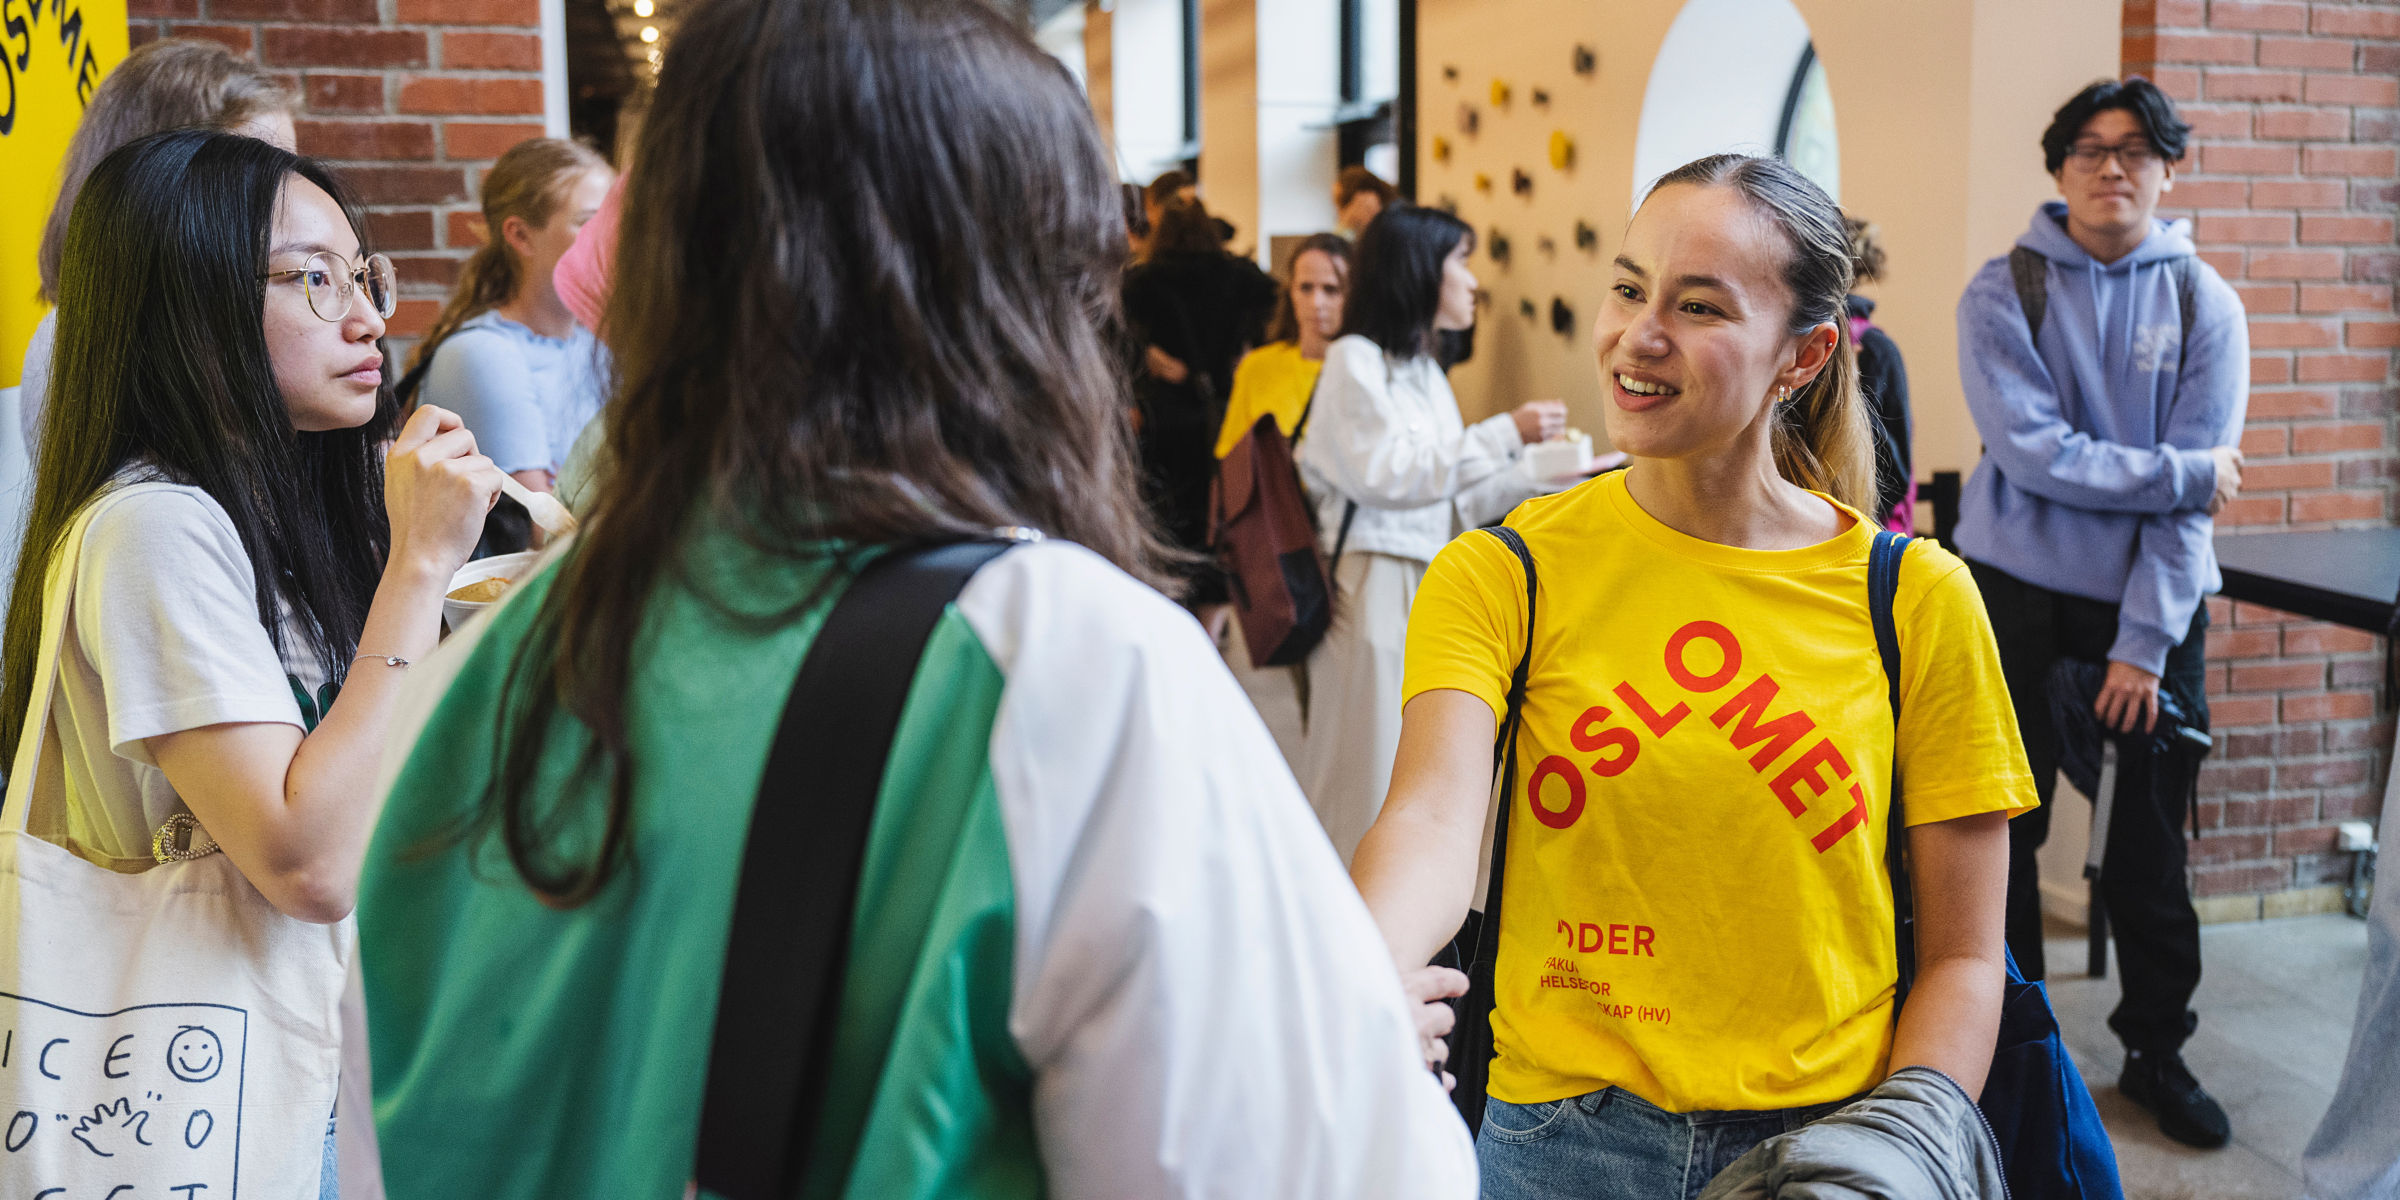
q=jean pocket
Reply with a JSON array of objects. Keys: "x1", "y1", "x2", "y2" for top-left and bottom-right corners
[{"x1": 1481, "y1": 1097, "x2": 1574, "y2": 1145}]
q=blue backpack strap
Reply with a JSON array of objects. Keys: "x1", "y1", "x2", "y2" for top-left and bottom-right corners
[{"x1": 1868, "y1": 530, "x2": 1917, "y2": 1000}]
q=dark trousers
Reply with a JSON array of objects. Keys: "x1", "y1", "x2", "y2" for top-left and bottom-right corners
[{"x1": 1968, "y1": 560, "x2": 2208, "y2": 1055}]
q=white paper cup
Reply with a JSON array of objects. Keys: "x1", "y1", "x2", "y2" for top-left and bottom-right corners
[{"x1": 443, "y1": 550, "x2": 540, "y2": 630}]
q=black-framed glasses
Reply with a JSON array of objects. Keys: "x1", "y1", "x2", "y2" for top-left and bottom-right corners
[
  {"x1": 261, "y1": 251, "x2": 397, "y2": 323},
  {"x1": 2065, "y1": 139, "x2": 2163, "y2": 173}
]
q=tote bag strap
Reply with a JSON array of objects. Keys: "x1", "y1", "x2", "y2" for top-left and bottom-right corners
[{"x1": 4, "y1": 492, "x2": 122, "y2": 836}]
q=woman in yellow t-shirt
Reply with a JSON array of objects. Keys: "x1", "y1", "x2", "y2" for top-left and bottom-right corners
[
  {"x1": 1351, "y1": 155, "x2": 2037, "y2": 1199},
  {"x1": 1213, "y1": 232, "x2": 1353, "y2": 459}
]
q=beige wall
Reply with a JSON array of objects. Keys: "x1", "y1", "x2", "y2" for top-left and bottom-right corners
[
  {"x1": 1416, "y1": 0, "x2": 2121, "y2": 478},
  {"x1": 1199, "y1": 0, "x2": 1262, "y2": 256},
  {"x1": 1083, "y1": 3, "x2": 1113, "y2": 147}
]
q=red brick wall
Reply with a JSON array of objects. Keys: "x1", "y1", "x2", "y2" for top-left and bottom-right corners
[
  {"x1": 2123, "y1": 0, "x2": 2397, "y2": 912},
  {"x1": 128, "y1": 0, "x2": 549, "y2": 349}
]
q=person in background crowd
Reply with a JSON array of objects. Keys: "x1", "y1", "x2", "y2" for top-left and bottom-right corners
[
  {"x1": 1122, "y1": 197, "x2": 1279, "y2": 612},
  {"x1": 1215, "y1": 233, "x2": 1352, "y2": 458},
  {"x1": 1211, "y1": 232, "x2": 1352, "y2": 766},
  {"x1": 401, "y1": 138, "x2": 612, "y2": 510},
  {"x1": 1, "y1": 129, "x2": 502, "y2": 1199},
  {"x1": 1354, "y1": 153, "x2": 2029, "y2": 1198},
  {"x1": 20, "y1": 38, "x2": 298, "y2": 464},
  {"x1": 1335, "y1": 165, "x2": 1398, "y2": 240},
  {"x1": 1844, "y1": 214, "x2": 1915, "y2": 532},
  {"x1": 1955, "y1": 76, "x2": 2248, "y2": 1150},
  {"x1": 1121, "y1": 181, "x2": 1153, "y2": 257},
  {"x1": 356, "y1": 0, "x2": 1475, "y2": 1195},
  {"x1": 1293, "y1": 203, "x2": 1561, "y2": 864}
]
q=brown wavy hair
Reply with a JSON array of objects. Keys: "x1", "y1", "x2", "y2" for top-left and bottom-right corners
[
  {"x1": 400, "y1": 137, "x2": 609, "y2": 394},
  {"x1": 476, "y1": 0, "x2": 1167, "y2": 905},
  {"x1": 1647, "y1": 154, "x2": 1875, "y2": 514},
  {"x1": 36, "y1": 39, "x2": 294, "y2": 303},
  {"x1": 1265, "y1": 233, "x2": 1352, "y2": 344}
]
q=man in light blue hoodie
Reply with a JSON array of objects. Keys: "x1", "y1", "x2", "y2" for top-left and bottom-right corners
[{"x1": 1956, "y1": 77, "x2": 2248, "y2": 1151}]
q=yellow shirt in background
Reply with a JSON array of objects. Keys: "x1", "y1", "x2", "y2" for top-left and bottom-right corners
[
  {"x1": 1403, "y1": 471, "x2": 2037, "y2": 1113},
  {"x1": 1214, "y1": 341, "x2": 1324, "y2": 458}
]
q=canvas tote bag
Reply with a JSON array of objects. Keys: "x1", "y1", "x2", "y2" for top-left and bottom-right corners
[{"x1": 0, "y1": 485, "x2": 346, "y2": 1198}]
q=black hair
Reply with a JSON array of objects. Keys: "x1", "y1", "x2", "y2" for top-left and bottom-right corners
[
  {"x1": 1338, "y1": 203, "x2": 1473, "y2": 360},
  {"x1": 3, "y1": 129, "x2": 397, "y2": 743},
  {"x1": 2042, "y1": 76, "x2": 2191, "y2": 173}
]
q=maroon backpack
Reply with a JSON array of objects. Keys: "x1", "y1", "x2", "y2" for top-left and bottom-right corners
[{"x1": 1209, "y1": 394, "x2": 1355, "y2": 669}]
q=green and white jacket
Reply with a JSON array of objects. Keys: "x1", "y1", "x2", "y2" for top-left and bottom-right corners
[{"x1": 360, "y1": 523, "x2": 1475, "y2": 1199}]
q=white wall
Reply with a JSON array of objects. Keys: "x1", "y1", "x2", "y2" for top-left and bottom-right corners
[
  {"x1": 1113, "y1": 0, "x2": 1191, "y2": 182},
  {"x1": 1037, "y1": 3, "x2": 1088, "y2": 91},
  {"x1": 1629, "y1": 0, "x2": 1812, "y2": 205},
  {"x1": 1256, "y1": 0, "x2": 1343, "y2": 257}
]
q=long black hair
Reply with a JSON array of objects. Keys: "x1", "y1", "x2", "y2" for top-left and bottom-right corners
[
  {"x1": 1339, "y1": 202, "x2": 1473, "y2": 360},
  {"x1": 479, "y1": 0, "x2": 1169, "y2": 905},
  {"x1": 3, "y1": 130, "x2": 396, "y2": 742}
]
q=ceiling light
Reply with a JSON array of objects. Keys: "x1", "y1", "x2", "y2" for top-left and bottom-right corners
[
  {"x1": 639, "y1": 24, "x2": 658, "y2": 41},
  {"x1": 633, "y1": 0, "x2": 652, "y2": 15}
]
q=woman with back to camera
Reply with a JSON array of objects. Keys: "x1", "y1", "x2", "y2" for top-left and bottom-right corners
[
  {"x1": 1350, "y1": 155, "x2": 2035, "y2": 1197},
  {"x1": 354, "y1": 0, "x2": 1474, "y2": 1195},
  {"x1": 2, "y1": 129, "x2": 501, "y2": 1197},
  {"x1": 1292, "y1": 202, "x2": 1564, "y2": 864},
  {"x1": 401, "y1": 138, "x2": 613, "y2": 548},
  {"x1": 1122, "y1": 196, "x2": 1279, "y2": 611}
]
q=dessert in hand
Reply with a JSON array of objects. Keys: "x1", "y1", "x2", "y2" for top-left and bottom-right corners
[
  {"x1": 1523, "y1": 427, "x2": 1595, "y2": 480},
  {"x1": 447, "y1": 576, "x2": 513, "y2": 604}
]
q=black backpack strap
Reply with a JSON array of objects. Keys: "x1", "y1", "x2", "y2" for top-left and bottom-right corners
[
  {"x1": 694, "y1": 537, "x2": 1018, "y2": 1200},
  {"x1": 1868, "y1": 529, "x2": 1917, "y2": 1003},
  {"x1": 2008, "y1": 247, "x2": 2049, "y2": 342},
  {"x1": 2167, "y1": 255, "x2": 2200, "y2": 373},
  {"x1": 1457, "y1": 525, "x2": 1535, "y2": 1131}
]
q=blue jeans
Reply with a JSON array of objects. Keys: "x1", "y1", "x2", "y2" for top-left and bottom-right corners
[{"x1": 1478, "y1": 1088, "x2": 1855, "y2": 1200}]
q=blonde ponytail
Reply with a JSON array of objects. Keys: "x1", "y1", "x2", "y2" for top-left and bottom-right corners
[
  {"x1": 1771, "y1": 322, "x2": 1877, "y2": 514},
  {"x1": 403, "y1": 137, "x2": 610, "y2": 392}
]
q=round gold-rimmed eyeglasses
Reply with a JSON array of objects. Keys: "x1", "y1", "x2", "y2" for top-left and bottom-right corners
[{"x1": 261, "y1": 250, "x2": 397, "y2": 323}]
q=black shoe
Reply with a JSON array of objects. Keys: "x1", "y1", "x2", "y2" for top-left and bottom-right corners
[{"x1": 2120, "y1": 1050, "x2": 2231, "y2": 1149}]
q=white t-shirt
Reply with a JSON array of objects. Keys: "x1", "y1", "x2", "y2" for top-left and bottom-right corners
[{"x1": 38, "y1": 473, "x2": 323, "y2": 867}]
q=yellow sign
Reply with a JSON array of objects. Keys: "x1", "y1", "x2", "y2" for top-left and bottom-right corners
[{"x1": 1, "y1": 0, "x2": 125, "y2": 388}]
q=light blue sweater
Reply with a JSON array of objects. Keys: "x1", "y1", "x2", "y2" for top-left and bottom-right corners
[{"x1": 1954, "y1": 202, "x2": 2250, "y2": 675}]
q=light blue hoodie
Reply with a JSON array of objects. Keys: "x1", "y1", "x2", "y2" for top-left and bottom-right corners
[{"x1": 1954, "y1": 201, "x2": 2249, "y2": 675}]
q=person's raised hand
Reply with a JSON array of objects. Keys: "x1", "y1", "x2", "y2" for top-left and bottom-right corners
[
  {"x1": 1144, "y1": 345, "x2": 1191, "y2": 386},
  {"x1": 2208, "y1": 446, "x2": 2244, "y2": 516},
  {"x1": 2094, "y1": 660, "x2": 2163, "y2": 735},
  {"x1": 384, "y1": 404, "x2": 504, "y2": 579},
  {"x1": 1512, "y1": 400, "x2": 1568, "y2": 444},
  {"x1": 1402, "y1": 964, "x2": 1469, "y2": 1092}
]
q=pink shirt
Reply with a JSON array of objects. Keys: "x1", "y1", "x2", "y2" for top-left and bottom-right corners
[{"x1": 553, "y1": 174, "x2": 623, "y2": 338}]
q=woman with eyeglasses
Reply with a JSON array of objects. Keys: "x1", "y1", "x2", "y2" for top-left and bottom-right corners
[{"x1": 3, "y1": 128, "x2": 502, "y2": 922}]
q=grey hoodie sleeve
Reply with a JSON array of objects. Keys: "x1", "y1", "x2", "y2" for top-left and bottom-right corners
[
  {"x1": 2111, "y1": 275, "x2": 2250, "y2": 673},
  {"x1": 1956, "y1": 261, "x2": 2218, "y2": 514}
]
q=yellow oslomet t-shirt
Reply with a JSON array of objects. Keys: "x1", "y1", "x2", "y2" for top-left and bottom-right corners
[
  {"x1": 1214, "y1": 341, "x2": 1325, "y2": 458},
  {"x1": 1404, "y1": 471, "x2": 2038, "y2": 1114}
]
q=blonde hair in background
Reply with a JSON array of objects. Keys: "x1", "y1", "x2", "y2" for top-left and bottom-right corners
[
  {"x1": 404, "y1": 137, "x2": 611, "y2": 385},
  {"x1": 1647, "y1": 154, "x2": 1876, "y2": 514},
  {"x1": 37, "y1": 39, "x2": 296, "y2": 302}
]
